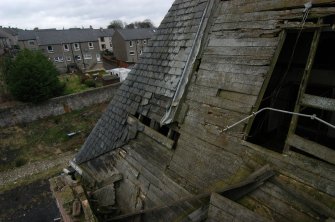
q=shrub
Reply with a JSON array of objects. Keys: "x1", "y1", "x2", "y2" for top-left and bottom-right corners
[
  {"x1": 4, "y1": 49, "x2": 64, "y2": 103},
  {"x1": 83, "y1": 79, "x2": 96, "y2": 88}
]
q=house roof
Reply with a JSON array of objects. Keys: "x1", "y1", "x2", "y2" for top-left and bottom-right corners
[
  {"x1": 1, "y1": 27, "x2": 21, "y2": 36},
  {"x1": 0, "y1": 30, "x2": 10, "y2": 38},
  {"x1": 94, "y1": 28, "x2": 114, "y2": 38},
  {"x1": 74, "y1": 0, "x2": 208, "y2": 163},
  {"x1": 18, "y1": 30, "x2": 36, "y2": 41},
  {"x1": 36, "y1": 29, "x2": 98, "y2": 45},
  {"x1": 18, "y1": 29, "x2": 100, "y2": 44},
  {"x1": 116, "y1": 28, "x2": 156, "y2": 40}
]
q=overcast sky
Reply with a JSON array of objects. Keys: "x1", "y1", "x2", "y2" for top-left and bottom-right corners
[{"x1": 0, "y1": 0, "x2": 175, "y2": 29}]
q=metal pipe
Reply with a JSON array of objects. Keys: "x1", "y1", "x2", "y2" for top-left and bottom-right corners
[{"x1": 223, "y1": 107, "x2": 335, "y2": 132}]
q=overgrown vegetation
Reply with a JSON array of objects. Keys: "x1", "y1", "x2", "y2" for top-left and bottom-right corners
[
  {"x1": 3, "y1": 49, "x2": 64, "y2": 103},
  {"x1": 59, "y1": 74, "x2": 89, "y2": 94},
  {"x1": 0, "y1": 102, "x2": 108, "y2": 172}
]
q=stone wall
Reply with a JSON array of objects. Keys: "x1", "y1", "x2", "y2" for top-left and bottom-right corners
[{"x1": 0, "y1": 83, "x2": 121, "y2": 127}]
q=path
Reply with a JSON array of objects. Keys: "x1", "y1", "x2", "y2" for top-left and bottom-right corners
[{"x1": 0, "y1": 152, "x2": 74, "y2": 187}]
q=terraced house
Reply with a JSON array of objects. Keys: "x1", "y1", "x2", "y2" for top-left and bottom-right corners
[
  {"x1": 51, "y1": 0, "x2": 335, "y2": 221},
  {"x1": 112, "y1": 28, "x2": 156, "y2": 64},
  {"x1": 18, "y1": 29, "x2": 103, "y2": 73}
]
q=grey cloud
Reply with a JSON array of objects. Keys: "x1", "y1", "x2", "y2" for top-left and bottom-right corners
[{"x1": 0, "y1": 0, "x2": 174, "y2": 29}]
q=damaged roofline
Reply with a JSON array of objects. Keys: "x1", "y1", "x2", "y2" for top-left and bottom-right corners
[{"x1": 160, "y1": 0, "x2": 215, "y2": 125}]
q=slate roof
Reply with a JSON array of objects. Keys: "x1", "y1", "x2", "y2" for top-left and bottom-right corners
[
  {"x1": 94, "y1": 29, "x2": 114, "y2": 37},
  {"x1": 75, "y1": 0, "x2": 209, "y2": 164},
  {"x1": 116, "y1": 28, "x2": 156, "y2": 40},
  {"x1": 0, "y1": 30, "x2": 10, "y2": 38},
  {"x1": 18, "y1": 30, "x2": 36, "y2": 41},
  {"x1": 18, "y1": 29, "x2": 103, "y2": 45}
]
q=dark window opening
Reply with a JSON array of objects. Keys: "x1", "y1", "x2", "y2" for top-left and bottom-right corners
[
  {"x1": 295, "y1": 108, "x2": 334, "y2": 148},
  {"x1": 158, "y1": 125, "x2": 169, "y2": 136},
  {"x1": 134, "y1": 112, "x2": 140, "y2": 118},
  {"x1": 247, "y1": 32, "x2": 314, "y2": 152},
  {"x1": 139, "y1": 115, "x2": 151, "y2": 126},
  {"x1": 296, "y1": 31, "x2": 335, "y2": 149},
  {"x1": 169, "y1": 130, "x2": 180, "y2": 149}
]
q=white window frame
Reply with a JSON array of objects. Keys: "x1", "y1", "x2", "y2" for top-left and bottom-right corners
[
  {"x1": 75, "y1": 55, "x2": 81, "y2": 61},
  {"x1": 129, "y1": 41, "x2": 133, "y2": 47},
  {"x1": 47, "y1": 45, "x2": 54, "y2": 53},
  {"x1": 143, "y1": 39, "x2": 147, "y2": 45},
  {"x1": 139, "y1": 49, "x2": 142, "y2": 55},
  {"x1": 54, "y1": 56, "x2": 64, "y2": 63},
  {"x1": 129, "y1": 51, "x2": 135, "y2": 56},
  {"x1": 100, "y1": 37, "x2": 105, "y2": 42},
  {"x1": 84, "y1": 53, "x2": 92, "y2": 60},
  {"x1": 137, "y1": 40, "x2": 140, "y2": 45},
  {"x1": 74, "y1": 43, "x2": 80, "y2": 51},
  {"x1": 101, "y1": 44, "x2": 106, "y2": 49},
  {"x1": 66, "y1": 57, "x2": 71, "y2": 62},
  {"x1": 28, "y1": 40, "x2": 35, "y2": 46},
  {"x1": 96, "y1": 53, "x2": 101, "y2": 62},
  {"x1": 63, "y1": 44, "x2": 69, "y2": 51},
  {"x1": 88, "y1": 42, "x2": 94, "y2": 49}
]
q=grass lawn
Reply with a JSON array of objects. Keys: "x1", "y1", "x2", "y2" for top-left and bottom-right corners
[
  {"x1": 0, "y1": 102, "x2": 108, "y2": 172},
  {"x1": 59, "y1": 74, "x2": 89, "y2": 95}
]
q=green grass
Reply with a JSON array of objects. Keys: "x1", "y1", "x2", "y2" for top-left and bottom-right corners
[
  {"x1": 59, "y1": 74, "x2": 89, "y2": 95},
  {"x1": 0, "y1": 102, "x2": 108, "y2": 172}
]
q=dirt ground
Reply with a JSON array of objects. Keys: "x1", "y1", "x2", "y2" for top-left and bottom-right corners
[{"x1": 0, "y1": 178, "x2": 60, "y2": 222}]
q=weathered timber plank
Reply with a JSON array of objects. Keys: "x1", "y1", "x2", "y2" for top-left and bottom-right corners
[
  {"x1": 228, "y1": 0, "x2": 335, "y2": 13},
  {"x1": 207, "y1": 205, "x2": 235, "y2": 221},
  {"x1": 212, "y1": 20, "x2": 279, "y2": 31},
  {"x1": 127, "y1": 116, "x2": 174, "y2": 149},
  {"x1": 250, "y1": 187, "x2": 316, "y2": 222},
  {"x1": 208, "y1": 37, "x2": 279, "y2": 47},
  {"x1": 212, "y1": 29, "x2": 281, "y2": 39},
  {"x1": 186, "y1": 106, "x2": 247, "y2": 129},
  {"x1": 242, "y1": 141, "x2": 335, "y2": 195},
  {"x1": 272, "y1": 177, "x2": 335, "y2": 218},
  {"x1": 186, "y1": 91, "x2": 254, "y2": 114},
  {"x1": 200, "y1": 62, "x2": 269, "y2": 75},
  {"x1": 280, "y1": 22, "x2": 330, "y2": 29},
  {"x1": 287, "y1": 134, "x2": 335, "y2": 165},
  {"x1": 204, "y1": 46, "x2": 276, "y2": 56},
  {"x1": 301, "y1": 93, "x2": 335, "y2": 111},
  {"x1": 257, "y1": 181, "x2": 322, "y2": 220},
  {"x1": 195, "y1": 70, "x2": 264, "y2": 95},
  {"x1": 210, "y1": 193, "x2": 270, "y2": 222},
  {"x1": 189, "y1": 84, "x2": 258, "y2": 105},
  {"x1": 216, "y1": 7, "x2": 335, "y2": 23},
  {"x1": 202, "y1": 55, "x2": 272, "y2": 66}
]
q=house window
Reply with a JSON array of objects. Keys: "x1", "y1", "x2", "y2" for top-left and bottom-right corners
[
  {"x1": 137, "y1": 40, "x2": 140, "y2": 45},
  {"x1": 84, "y1": 54, "x2": 92, "y2": 60},
  {"x1": 129, "y1": 41, "x2": 133, "y2": 47},
  {"x1": 110, "y1": 43, "x2": 113, "y2": 48},
  {"x1": 47, "y1": 45, "x2": 54, "y2": 53},
  {"x1": 74, "y1": 43, "x2": 80, "y2": 51},
  {"x1": 101, "y1": 44, "x2": 106, "y2": 49},
  {"x1": 246, "y1": 27, "x2": 335, "y2": 164},
  {"x1": 64, "y1": 44, "x2": 69, "y2": 51},
  {"x1": 28, "y1": 40, "x2": 35, "y2": 46},
  {"x1": 88, "y1": 42, "x2": 94, "y2": 49},
  {"x1": 139, "y1": 50, "x2": 142, "y2": 55},
  {"x1": 66, "y1": 57, "x2": 71, "y2": 62},
  {"x1": 129, "y1": 51, "x2": 135, "y2": 55},
  {"x1": 100, "y1": 37, "x2": 105, "y2": 42},
  {"x1": 96, "y1": 53, "x2": 101, "y2": 62},
  {"x1": 74, "y1": 55, "x2": 81, "y2": 61},
  {"x1": 143, "y1": 39, "x2": 147, "y2": 45},
  {"x1": 54, "y1": 56, "x2": 64, "y2": 63}
]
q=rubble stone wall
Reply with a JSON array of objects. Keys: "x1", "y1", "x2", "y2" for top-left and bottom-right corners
[{"x1": 0, "y1": 83, "x2": 121, "y2": 127}]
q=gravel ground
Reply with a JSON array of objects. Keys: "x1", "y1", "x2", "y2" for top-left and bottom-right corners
[{"x1": 0, "y1": 152, "x2": 74, "y2": 187}]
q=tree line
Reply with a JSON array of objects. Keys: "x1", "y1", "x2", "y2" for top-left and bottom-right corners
[{"x1": 107, "y1": 19, "x2": 155, "y2": 29}]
